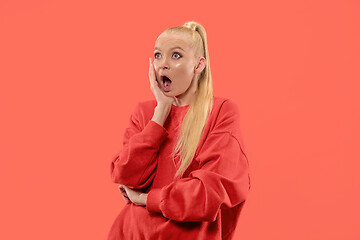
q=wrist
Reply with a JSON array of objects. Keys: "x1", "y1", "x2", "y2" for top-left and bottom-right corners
[
  {"x1": 155, "y1": 104, "x2": 171, "y2": 114},
  {"x1": 152, "y1": 105, "x2": 171, "y2": 126},
  {"x1": 139, "y1": 193, "x2": 148, "y2": 205}
]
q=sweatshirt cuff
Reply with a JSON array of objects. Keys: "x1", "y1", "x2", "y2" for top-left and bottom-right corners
[
  {"x1": 143, "y1": 120, "x2": 168, "y2": 145},
  {"x1": 146, "y1": 188, "x2": 162, "y2": 213}
]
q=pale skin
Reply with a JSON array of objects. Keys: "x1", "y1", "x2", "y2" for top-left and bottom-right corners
[{"x1": 119, "y1": 32, "x2": 206, "y2": 206}]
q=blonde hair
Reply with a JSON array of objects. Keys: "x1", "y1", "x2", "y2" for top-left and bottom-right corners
[{"x1": 163, "y1": 21, "x2": 214, "y2": 179}]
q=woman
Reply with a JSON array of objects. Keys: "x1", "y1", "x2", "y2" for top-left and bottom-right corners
[{"x1": 108, "y1": 21, "x2": 251, "y2": 240}]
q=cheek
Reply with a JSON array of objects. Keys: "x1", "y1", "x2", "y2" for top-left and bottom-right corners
[{"x1": 175, "y1": 64, "x2": 194, "y2": 78}]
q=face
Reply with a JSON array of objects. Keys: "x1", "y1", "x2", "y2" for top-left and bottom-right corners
[{"x1": 153, "y1": 32, "x2": 200, "y2": 99}]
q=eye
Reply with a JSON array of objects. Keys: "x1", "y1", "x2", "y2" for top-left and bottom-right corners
[
  {"x1": 173, "y1": 52, "x2": 181, "y2": 59},
  {"x1": 154, "y1": 52, "x2": 161, "y2": 59}
]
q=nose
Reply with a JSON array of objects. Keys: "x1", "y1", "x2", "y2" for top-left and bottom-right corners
[{"x1": 158, "y1": 56, "x2": 170, "y2": 70}]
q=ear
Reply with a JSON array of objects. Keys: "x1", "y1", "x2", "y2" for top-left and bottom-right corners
[{"x1": 194, "y1": 57, "x2": 206, "y2": 74}]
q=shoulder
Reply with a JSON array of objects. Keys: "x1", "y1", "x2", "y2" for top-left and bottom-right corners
[
  {"x1": 210, "y1": 96, "x2": 241, "y2": 135},
  {"x1": 130, "y1": 99, "x2": 157, "y2": 113},
  {"x1": 208, "y1": 96, "x2": 247, "y2": 156},
  {"x1": 213, "y1": 96, "x2": 240, "y2": 115},
  {"x1": 136, "y1": 99, "x2": 157, "y2": 111},
  {"x1": 129, "y1": 99, "x2": 157, "y2": 126}
]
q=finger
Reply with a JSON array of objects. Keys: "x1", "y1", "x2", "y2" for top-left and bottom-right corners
[
  {"x1": 122, "y1": 185, "x2": 132, "y2": 196},
  {"x1": 119, "y1": 185, "x2": 131, "y2": 204},
  {"x1": 121, "y1": 194, "x2": 130, "y2": 204},
  {"x1": 149, "y1": 58, "x2": 155, "y2": 86},
  {"x1": 119, "y1": 188, "x2": 129, "y2": 198},
  {"x1": 119, "y1": 185, "x2": 129, "y2": 197},
  {"x1": 149, "y1": 58, "x2": 159, "y2": 88},
  {"x1": 120, "y1": 185, "x2": 129, "y2": 193}
]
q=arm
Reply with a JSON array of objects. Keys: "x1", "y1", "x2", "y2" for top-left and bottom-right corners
[
  {"x1": 146, "y1": 132, "x2": 250, "y2": 222},
  {"x1": 119, "y1": 184, "x2": 148, "y2": 206},
  {"x1": 112, "y1": 58, "x2": 175, "y2": 189},
  {"x1": 146, "y1": 99, "x2": 251, "y2": 222},
  {"x1": 110, "y1": 103, "x2": 169, "y2": 189}
]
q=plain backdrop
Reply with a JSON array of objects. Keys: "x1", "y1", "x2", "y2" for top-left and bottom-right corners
[{"x1": 1, "y1": 0, "x2": 359, "y2": 239}]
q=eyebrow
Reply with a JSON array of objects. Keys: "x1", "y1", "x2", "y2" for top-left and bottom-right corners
[{"x1": 154, "y1": 46, "x2": 185, "y2": 52}]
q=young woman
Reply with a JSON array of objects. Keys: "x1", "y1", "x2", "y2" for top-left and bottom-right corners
[{"x1": 107, "y1": 21, "x2": 251, "y2": 240}]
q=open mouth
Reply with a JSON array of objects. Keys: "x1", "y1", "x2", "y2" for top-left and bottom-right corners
[
  {"x1": 162, "y1": 75, "x2": 172, "y2": 85},
  {"x1": 161, "y1": 75, "x2": 172, "y2": 91}
]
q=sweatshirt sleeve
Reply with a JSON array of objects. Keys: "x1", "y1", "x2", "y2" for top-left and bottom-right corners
[
  {"x1": 146, "y1": 99, "x2": 251, "y2": 222},
  {"x1": 110, "y1": 103, "x2": 169, "y2": 189}
]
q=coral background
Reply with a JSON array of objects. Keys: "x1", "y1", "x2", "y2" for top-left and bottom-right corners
[{"x1": 1, "y1": 0, "x2": 359, "y2": 239}]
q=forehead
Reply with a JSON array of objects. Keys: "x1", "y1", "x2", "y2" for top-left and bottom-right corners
[{"x1": 154, "y1": 32, "x2": 192, "y2": 52}]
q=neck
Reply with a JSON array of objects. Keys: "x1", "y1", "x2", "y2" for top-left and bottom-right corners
[{"x1": 173, "y1": 95, "x2": 192, "y2": 106}]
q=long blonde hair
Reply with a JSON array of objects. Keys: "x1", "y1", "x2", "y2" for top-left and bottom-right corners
[{"x1": 164, "y1": 21, "x2": 214, "y2": 179}]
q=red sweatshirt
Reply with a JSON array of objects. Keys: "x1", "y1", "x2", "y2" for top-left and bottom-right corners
[{"x1": 108, "y1": 96, "x2": 251, "y2": 240}]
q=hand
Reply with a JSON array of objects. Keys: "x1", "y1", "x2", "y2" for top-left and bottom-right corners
[
  {"x1": 118, "y1": 184, "x2": 148, "y2": 206},
  {"x1": 118, "y1": 184, "x2": 131, "y2": 204},
  {"x1": 149, "y1": 57, "x2": 175, "y2": 107}
]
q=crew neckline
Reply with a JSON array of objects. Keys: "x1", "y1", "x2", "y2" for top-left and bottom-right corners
[{"x1": 171, "y1": 103, "x2": 190, "y2": 111}]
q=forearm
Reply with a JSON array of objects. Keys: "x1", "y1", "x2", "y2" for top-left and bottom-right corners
[
  {"x1": 146, "y1": 133, "x2": 250, "y2": 222},
  {"x1": 120, "y1": 184, "x2": 148, "y2": 206},
  {"x1": 111, "y1": 121, "x2": 168, "y2": 187}
]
